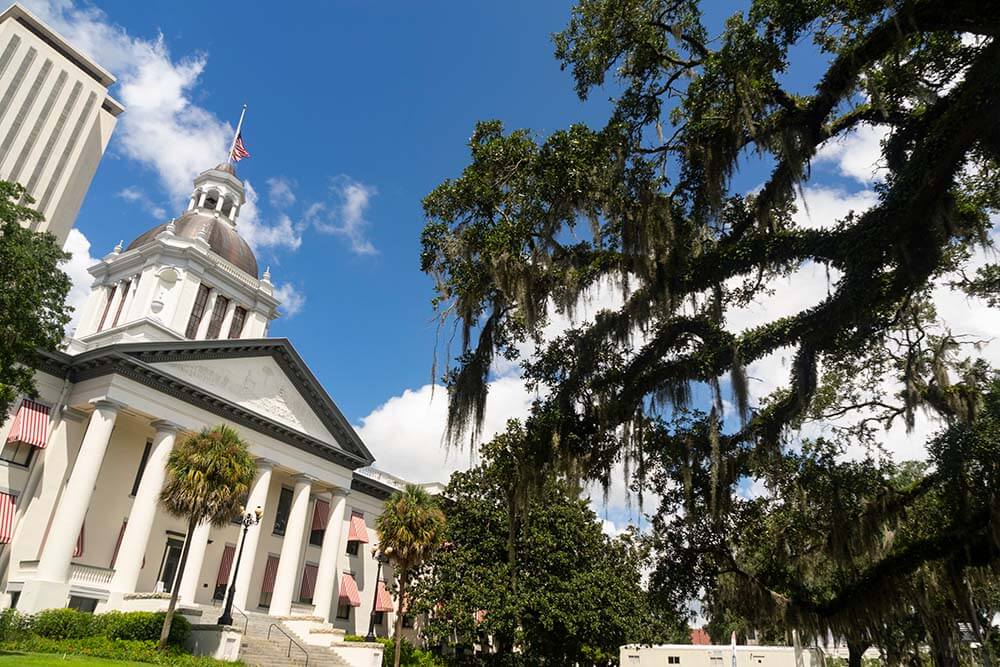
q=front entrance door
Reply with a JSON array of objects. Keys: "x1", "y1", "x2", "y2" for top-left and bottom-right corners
[{"x1": 158, "y1": 538, "x2": 185, "y2": 592}]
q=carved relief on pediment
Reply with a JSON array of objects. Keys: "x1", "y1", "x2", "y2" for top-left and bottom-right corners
[{"x1": 154, "y1": 357, "x2": 340, "y2": 446}]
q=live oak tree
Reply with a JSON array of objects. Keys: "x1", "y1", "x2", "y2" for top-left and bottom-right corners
[
  {"x1": 420, "y1": 0, "x2": 1000, "y2": 660},
  {"x1": 409, "y1": 422, "x2": 686, "y2": 663},
  {"x1": 0, "y1": 180, "x2": 71, "y2": 415}
]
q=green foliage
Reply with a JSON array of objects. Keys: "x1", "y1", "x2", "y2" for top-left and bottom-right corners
[
  {"x1": 409, "y1": 422, "x2": 687, "y2": 663},
  {"x1": 0, "y1": 636, "x2": 235, "y2": 665},
  {"x1": 159, "y1": 425, "x2": 257, "y2": 528},
  {"x1": 421, "y1": 0, "x2": 1000, "y2": 661},
  {"x1": 0, "y1": 180, "x2": 72, "y2": 415},
  {"x1": 344, "y1": 635, "x2": 443, "y2": 667},
  {"x1": 12, "y1": 609, "x2": 190, "y2": 646}
]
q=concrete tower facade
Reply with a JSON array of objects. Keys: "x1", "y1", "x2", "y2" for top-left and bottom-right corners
[{"x1": 0, "y1": 3, "x2": 123, "y2": 246}]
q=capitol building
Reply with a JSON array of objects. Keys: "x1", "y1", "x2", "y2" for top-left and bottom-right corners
[{"x1": 0, "y1": 4, "x2": 421, "y2": 659}]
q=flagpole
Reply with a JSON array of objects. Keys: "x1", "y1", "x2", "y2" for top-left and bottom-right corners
[{"x1": 228, "y1": 104, "x2": 247, "y2": 163}]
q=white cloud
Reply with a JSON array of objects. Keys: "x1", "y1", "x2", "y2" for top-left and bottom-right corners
[
  {"x1": 814, "y1": 124, "x2": 890, "y2": 184},
  {"x1": 116, "y1": 186, "x2": 166, "y2": 219},
  {"x1": 356, "y1": 377, "x2": 535, "y2": 484},
  {"x1": 20, "y1": 1, "x2": 233, "y2": 201},
  {"x1": 310, "y1": 176, "x2": 378, "y2": 255},
  {"x1": 236, "y1": 181, "x2": 303, "y2": 252},
  {"x1": 272, "y1": 281, "x2": 305, "y2": 318},
  {"x1": 61, "y1": 228, "x2": 98, "y2": 335},
  {"x1": 267, "y1": 177, "x2": 296, "y2": 209},
  {"x1": 793, "y1": 185, "x2": 878, "y2": 230}
]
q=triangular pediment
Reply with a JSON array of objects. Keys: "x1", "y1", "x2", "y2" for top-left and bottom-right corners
[{"x1": 151, "y1": 355, "x2": 343, "y2": 447}]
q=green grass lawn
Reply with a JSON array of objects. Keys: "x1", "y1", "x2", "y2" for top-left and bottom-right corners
[{"x1": 0, "y1": 651, "x2": 154, "y2": 666}]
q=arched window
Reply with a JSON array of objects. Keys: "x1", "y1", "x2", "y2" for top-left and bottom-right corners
[
  {"x1": 203, "y1": 189, "x2": 220, "y2": 210},
  {"x1": 221, "y1": 197, "x2": 234, "y2": 217}
]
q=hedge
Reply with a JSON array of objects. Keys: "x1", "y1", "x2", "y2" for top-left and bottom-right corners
[
  {"x1": 344, "y1": 634, "x2": 443, "y2": 667},
  {"x1": 0, "y1": 608, "x2": 191, "y2": 645},
  {"x1": 0, "y1": 635, "x2": 236, "y2": 665}
]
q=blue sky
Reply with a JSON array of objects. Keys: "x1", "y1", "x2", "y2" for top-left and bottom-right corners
[{"x1": 28, "y1": 0, "x2": 991, "y2": 532}]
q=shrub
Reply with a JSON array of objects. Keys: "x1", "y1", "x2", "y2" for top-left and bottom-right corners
[
  {"x1": 0, "y1": 607, "x2": 30, "y2": 642},
  {"x1": 101, "y1": 610, "x2": 191, "y2": 645},
  {"x1": 344, "y1": 634, "x2": 443, "y2": 667},
  {"x1": 30, "y1": 607, "x2": 93, "y2": 639},
  {"x1": 0, "y1": 635, "x2": 235, "y2": 665}
]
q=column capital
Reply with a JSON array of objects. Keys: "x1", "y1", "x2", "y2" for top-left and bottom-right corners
[
  {"x1": 326, "y1": 486, "x2": 350, "y2": 499},
  {"x1": 254, "y1": 457, "x2": 277, "y2": 471},
  {"x1": 292, "y1": 473, "x2": 318, "y2": 485},
  {"x1": 151, "y1": 419, "x2": 183, "y2": 434},
  {"x1": 91, "y1": 398, "x2": 127, "y2": 413}
]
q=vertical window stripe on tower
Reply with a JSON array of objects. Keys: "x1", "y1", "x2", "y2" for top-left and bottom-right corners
[
  {"x1": 97, "y1": 284, "x2": 117, "y2": 332},
  {"x1": 227, "y1": 306, "x2": 247, "y2": 339},
  {"x1": 185, "y1": 284, "x2": 211, "y2": 338},
  {"x1": 111, "y1": 279, "x2": 131, "y2": 328},
  {"x1": 205, "y1": 295, "x2": 230, "y2": 339}
]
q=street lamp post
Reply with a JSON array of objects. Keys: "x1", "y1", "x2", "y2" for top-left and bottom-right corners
[
  {"x1": 365, "y1": 546, "x2": 393, "y2": 642},
  {"x1": 217, "y1": 505, "x2": 263, "y2": 627}
]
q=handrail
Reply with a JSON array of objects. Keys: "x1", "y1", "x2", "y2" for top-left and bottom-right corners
[
  {"x1": 267, "y1": 623, "x2": 308, "y2": 667},
  {"x1": 232, "y1": 605, "x2": 249, "y2": 636}
]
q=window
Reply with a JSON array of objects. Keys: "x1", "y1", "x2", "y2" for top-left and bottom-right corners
[
  {"x1": 111, "y1": 279, "x2": 131, "y2": 328},
  {"x1": 184, "y1": 284, "x2": 211, "y2": 339},
  {"x1": 0, "y1": 440, "x2": 34, "y2": 467},
  {"x1": 373, "y1": 611, "x2": 385, "y2": 625},
  {"x1": 310, "y1": 499, "x2": 329, "y2": 547},
  {"x1": 67, "y1": 596, "x2": 98, "y2": 613},
  {"x1": 346, "y1": 540, "x2": 360, "y2": 556},
  {"x1": 402, "y1": 615, "x2": 414, "y2": 629},
  {"x1": 130, "y1": 440, "x2": 153, "y2": 496},
  {"x1": 298, "y1": 563, "x2": 318, "y2": 604},
  {"x1": 272, "y1": 487, "x2": 293, "y2": 536},
  {"x1": 96, "y1": 284, "x2": 117, "y2": 332},
  {"x1": 228, "y1": 306, "x2": 247, "y2": 339},
  {"x1": 336, "y1": 603, "x2": 351, "y2": 620},
  {"x1": 667, "y1": 657, "x2": 680, "y2": 664},
  {"x1": 204, "y1": 294, "x2": 230, "y2": 339},
  {"x1": 9, "y1": 591, "x2": 20, "y2": 610}
]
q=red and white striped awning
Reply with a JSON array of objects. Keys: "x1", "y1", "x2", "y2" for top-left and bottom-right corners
[
  {"x1": 261, "y1": 555, "x2": 280, "y2": 594},
  {"x1": 339, "y1": 572, "x2": 361, "y2": 607},
  {"x1": 299, "y1": 563, "x2": 318, "y2": 601},
  {"x1": 311, "y1": 499, "x2": 329, "y2": 531},
  {"x1": 216, "y1": 544, "x2": 236, "y2": 587},
  {"x1": 347, "y1": 511, "x2": 369, "y2": 543},
  {"x1": 110, "y1": 520, "x2": 127, "y2": 567},
  {"x1": 0, "y1": 493, "x2": 15, "y2": 543},
  {"x1": 375, "y1": 580, "x2": 394, "y2": 613},
  {"x1": 6, "y1": 399, "x2": 50, "y2": 448}
]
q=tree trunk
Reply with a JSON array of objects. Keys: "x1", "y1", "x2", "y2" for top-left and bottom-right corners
[
  {"x1": 393, "y1": 571, "x2": 407, "y2": 667},
  {"x1": 847, "y1": 640, "x2": 868, "y2": 667},
  {"x1": 159, "y1": 517, "x2": 197, "y2": 649}
]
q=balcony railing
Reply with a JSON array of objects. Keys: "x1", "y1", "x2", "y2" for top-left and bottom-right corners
[{"x1": 70, "y1": 563, "x2": 115, "y2": 587}]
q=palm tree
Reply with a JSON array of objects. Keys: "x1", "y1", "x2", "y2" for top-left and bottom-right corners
[
  {"x1": 375, "y1": 484, "x2": 446, "y2": 667},
  {"x1": 157, "y1": 425, "x2": 256, "y2": 649}
]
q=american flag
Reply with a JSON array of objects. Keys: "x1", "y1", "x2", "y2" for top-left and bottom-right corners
[{"x1": 230, "y1": 132, "x2": 250, "y2": 162}]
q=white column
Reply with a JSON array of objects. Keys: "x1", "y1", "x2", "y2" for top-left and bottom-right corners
[
  {"x1": 178, "y1": 520, "x2": 212, "y2": 605},
  {"x1": 312, "y1": 488, "x2": 349, "y2": 620},
  {"x1": 197, "y1": 191, "x2": 207, "y2": 208},
  {"x1": 187, "y1": 195, "x2": 197, "y2": 211},
  {"x1": 228, "y1": 205, "x2": 237, "y2": 221},
  {"x1": 219, "y1": 300, "x2": 237, "y2": 340},
  {"x1": 215, "y1": 195, "x2": 224, "y2": 211},
  {"x1": 269, "y1": 474, "x2": 314, "y2": 616},
  {"x1": 110, "y1": 420, "x2": 181, "y2": 593},
  {"x1": 37, "y1": 399, "x2": 122, "y2": 583},
  {"x1": 232, "y1": 459, "x2": 274, "y2": 610}
]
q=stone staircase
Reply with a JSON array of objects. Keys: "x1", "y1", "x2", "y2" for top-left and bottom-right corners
[{"x1": 193, "y1": 604, "x2": 352, "y2": 667}]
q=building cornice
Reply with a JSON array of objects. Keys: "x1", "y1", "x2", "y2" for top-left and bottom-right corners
[{"x1": 38, "y1": 338, "x2": 375, "y2": 470}]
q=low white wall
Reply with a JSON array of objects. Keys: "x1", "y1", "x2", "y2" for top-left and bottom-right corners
[
  {"x1": 332, "y1": 641, "x2": 384, "y2": 667},
  {"x1": 184, "y1": 624, "x2": 242, "y2": 662}
]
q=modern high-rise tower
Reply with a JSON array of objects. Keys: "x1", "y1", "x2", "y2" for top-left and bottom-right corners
[{"x1": 0, "y1": 3, "x2": 123, "y2": 246}]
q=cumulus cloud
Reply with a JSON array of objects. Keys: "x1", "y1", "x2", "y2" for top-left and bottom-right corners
[
  {"x1": 309, "y1": 176, "x2": 378, "y2": 255},
  {"x1": 116, "y1": 187, "x2": 166, "y2": 219},
  {"x1": 272, "y1": 281, "x2": 305, "y2": 318},
  {"x1": 814, "y1": 123, "x2": 890, "y2": 184},
  {"x1": 267, "y1": 177, "x2": 296, "y2": 209},
  {"x1": 356, "y1": 377, "x2": 535, "y2": 484},
  {"x1": 236, "y1": 181, "x2": 303, "y2": 251},
  {"x1": 61, "y1": 228, "x2": 98, "y2": 335}
]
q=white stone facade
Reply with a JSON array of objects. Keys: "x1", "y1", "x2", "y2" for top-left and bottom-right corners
[
  {"x1": 0, "y1": 3, "x2": 123, "y2": 247},
  {"x1": 0, "y1": 160, "x2": 416, "y2": 641}
]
